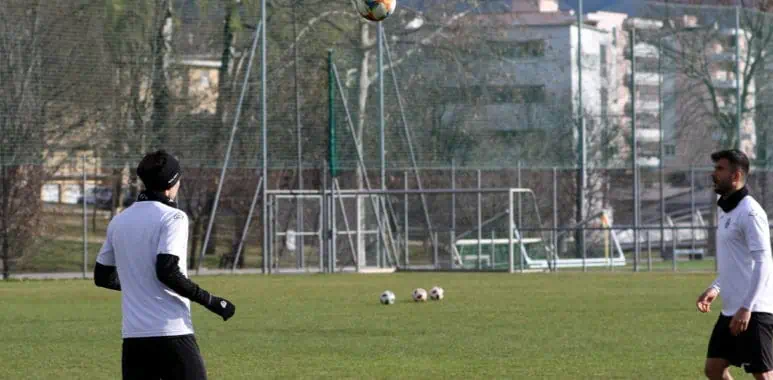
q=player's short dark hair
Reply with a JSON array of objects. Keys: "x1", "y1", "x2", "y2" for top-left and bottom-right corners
[
  {"x1": 711, "y1": 149, "x2": 750, "y2": 177},
  {"x1": 136, "y1": 150, "x2": 182, "y2": 192}
]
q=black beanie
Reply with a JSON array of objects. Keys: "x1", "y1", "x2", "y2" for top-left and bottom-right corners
[{"x1": 136, "y1": 150, "x2": 182, "y2": 192}]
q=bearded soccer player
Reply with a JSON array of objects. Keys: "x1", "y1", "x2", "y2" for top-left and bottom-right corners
[
  {"x1": 697, "y1": 149, "x2": 773, "y2": 380},
  {"x1": 94, "y1": 150, "x2": 236, "y2": 380}
]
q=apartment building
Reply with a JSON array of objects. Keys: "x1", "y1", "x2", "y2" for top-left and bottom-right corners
[
  {"x1": 425, "y1": 0, "x2": 619, "y2": 166},
  {"x1": 588, "y1": 9, "x2": 758, "y2": 168}
]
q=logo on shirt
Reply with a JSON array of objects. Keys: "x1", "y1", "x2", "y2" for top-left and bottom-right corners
[
  {"x1": 220, "y1": 300, "x2": 227, "y2": 309},
  {"x1": 725, "y1": 217, "x2": 732, "y2": 229}
]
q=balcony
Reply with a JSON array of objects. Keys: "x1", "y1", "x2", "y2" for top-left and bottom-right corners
[
  {"x1": 637, "y1": 156, "x2": 660, "y2": 168},
  {"x1": 626, "y1": 70, "x2": 661, "y2": 86},
  {"x1": 636, "y1": 128, "x2": 661, "y2": 144},
  {"x1": 633, "y1": 43, "x2": 660, "y2": 59},
  {"x1": 718, "y1": 28, "x2": 752, "y2": 39},
  {"x1": 712, "y1": 78, "x2": 738, "y2": 89},
  {"x1": 625, "y1": 100, "x2": 660, "y2": 116},
  {"x1": 708, "y1": 52, "x2": 736, "y2": 63},
  {"x1": 439, "y1": 103, "x2": 561, "y2": 131}
]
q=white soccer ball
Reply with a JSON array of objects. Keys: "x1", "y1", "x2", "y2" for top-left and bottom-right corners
[
  {"x1": 429, "y1": 286, "x2": 444, "y2": 301},
  {"x1": 412, "y1": 288, "x2": 428, "y2": 302},
  {"x1": 380, "y1": 290, "x2": 396, "y2": 305},
  {"x1": 353, "y1": 0, "x2": 397, "y2": 22}
]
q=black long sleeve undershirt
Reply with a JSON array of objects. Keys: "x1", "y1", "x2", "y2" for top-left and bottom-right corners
[
  {"x1": 155, "y1": 254, "x2": 212, "y2": 306},
  {"x1": 94, "y1": 262, "x2": 121, "y2": 291}
]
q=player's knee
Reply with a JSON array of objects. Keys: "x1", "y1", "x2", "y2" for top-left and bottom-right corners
[
  {"x1": 704, "y1": 361, "x2": 728, "y2": 380},
  {"x1": 753, "y1": 370, "x2": 773, "y2": 380}
]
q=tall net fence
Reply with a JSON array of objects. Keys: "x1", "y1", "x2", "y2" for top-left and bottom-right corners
[{"x1": 3, "y1": 0, "x2": 773, "y2": 276}]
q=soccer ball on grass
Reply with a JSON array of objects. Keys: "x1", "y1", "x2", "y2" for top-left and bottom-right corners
[
  {"x1": 429, "y1": 286, "x2": 444, "y2": 301},
  {"x1": 412, "y1": 288, "x2": 428, "y2": 302},
  {"x1": 380, "y1": 290, "x2": 396, "y2": 305}
]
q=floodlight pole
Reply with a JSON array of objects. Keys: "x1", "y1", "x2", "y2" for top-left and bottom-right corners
[
  {"x1": 735, "y1": 5, "x2": 742, "y2": 150},
  {"x1": 293, "y1": 0, "x2": 304, "y2": 269},
  {"x1": 261, "y1": 0, "x2": 269, "y2": 274},
  {"x1": 631, "y1": 27, "x2": 640, "y2": 272},
  {"x1": 378, "y1": 23, "x2": 386, "y2": 191},
  {"x1": 377, "y1": 23, "x2": 386, "y2": 268},
  {"x1": 576, "y1": 0, "x2": 587, "y2": 265},
  {"x1": 659, "y1": 38, "x2": 666, "y2": 272},
  {"x1": 82, "y1": 155, "x2": 88, "y2": 280}
]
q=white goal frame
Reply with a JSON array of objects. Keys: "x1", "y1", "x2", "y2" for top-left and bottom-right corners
[{"x1": 506, "y1": 188, "x2": 626, "y2": 272}]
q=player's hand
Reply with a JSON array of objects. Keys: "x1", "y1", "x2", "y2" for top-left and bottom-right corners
[
  {"x1": 205, "y1": 295, "x2": 236, "y2": 321},
  {"x1": 696, "y1": 288, "x2": 719, "y2": 313},
  {"x1": 730, "y1": 307, "x2": 751, "y2": 336}
]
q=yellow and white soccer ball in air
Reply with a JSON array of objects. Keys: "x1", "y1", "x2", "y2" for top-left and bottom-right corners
[
  {"x1": 354, "y1": 0, "x2": 397, "y2": 22},
  {"x1": 412, "y1": 288, "x2": 428, "y2": 302},
  {"x1": 429, "y1": 286, "x2": 444, "y2": 301},
  {"x1": 380, "y1": 290, "x2": 396, "y2": 305}
]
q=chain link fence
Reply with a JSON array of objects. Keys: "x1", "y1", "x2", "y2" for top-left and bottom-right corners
[{"x1": 3, "y1": 1, "x2": 773, "y2": 277}]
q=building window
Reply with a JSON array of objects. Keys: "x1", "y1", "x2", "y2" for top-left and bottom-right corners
[
  {"x1": 600, "y1": 88, "x2": 609, "y2": 118},
  {"x1": 727, "y1": 35, "x2": 737, "y2": 49},
  {"x1": 664, "y1": 144, "x2": 676, "y2": 157},
  {"x1": 637, "y1": 114, "x2": 659, "y2": 127},
  {"x1": 489, "y1": 40, "x2": 546, "y2": 59},
  {"x1": 638, "y1": 86, "x2": 659, "y2": 100},
  {"x1": 636, "y1": 57, "x2": 660, "y2": 73},
  {"x1": 440, "y1": 86, "x2": 545, "y2": 104},
  {"x1": 489, "y1": 86, "x2": 546, "y2": 104},
  {"x1": 600, "y1": 46, "x2": 608, "y2": 79}
]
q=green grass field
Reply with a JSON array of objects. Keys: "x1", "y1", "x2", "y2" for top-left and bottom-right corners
[{"x1": 0, "y1": 272, "x2": 733, "y2": 379}]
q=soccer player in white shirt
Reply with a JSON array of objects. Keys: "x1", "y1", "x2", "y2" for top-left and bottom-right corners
[
  {"x1": 94, "y1": 150, "x2": 236, "y2": 380},
  {"x1": 697, "y1": 149, "x2": 773, "y2": 380}
]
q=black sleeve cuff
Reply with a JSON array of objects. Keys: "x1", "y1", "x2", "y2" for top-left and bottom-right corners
[
  {"x1": 94, "y1": 262, "x2": 121, "y2": 291},
  {"x1": 155, "y1": 254, "x2": 211, "y2": 306}
]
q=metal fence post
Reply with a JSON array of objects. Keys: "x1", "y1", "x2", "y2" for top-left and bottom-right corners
[
  {"x1": 491, "y1": 230, "x2": 496, "y2": 269},
  {"x1": 451, "y1": 159, "x2": 456, "y2": 268},
  {"x1": 82, "y1": 155, "x2": 88, "y2": 279},
  {"x1": 477, "y1": 169, "x2": 482, "y2": 270},
  {"x1": 553, "y1": 167, "x2": 558, "y2": 272},
  {"x1": 404, "y1": 171, "x2": 409, "y2": 268},
  {"x1": 433, "y1": 231, "x2": 439, "y2": 270},
  {"x1": 517, "y1": 162, "x2": 522, "y2": 235},
  {"x1": 508, "y1": 190, "x2": 514, "y2": 274},
  {"x1": 328, "y1": 183, "x2": 334, "y2": 273},
  {"x1": 672, "y1": 225, "x2": 678, "y2": 272},
  {"x1": 691, "y1": 166, "x2": 696, "y2": 251},
  {"x1": 647, "y1": 229, "x2": 652, "y2": 272},
  {"x1": 321, "y1": 161, "x2": 327, "y2": 273},
  {"x1": 631, "y1": 27, "x2": 640, "y2": 273}
]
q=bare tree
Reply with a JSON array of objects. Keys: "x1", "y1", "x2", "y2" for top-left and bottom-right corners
[
  {"x1": 647, "y1": 2, "x2": 773, "y2": 159},
  {"x1": 0, "y1": 0, "x2": 105, "y2": 278}
]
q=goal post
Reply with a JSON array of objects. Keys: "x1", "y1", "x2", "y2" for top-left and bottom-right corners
[
  {"x1": 507, "y1": 188, "x2": 542, "y2": 273},
  {"x1": 505, "y1": 188, "x2": 626, "y2": 271},
  {"x1": 265, "y1": 187, "x2": 626, "y2": 273},
  {"x1": 451, "y1": 188, "x2": 548, "y2": 272}
]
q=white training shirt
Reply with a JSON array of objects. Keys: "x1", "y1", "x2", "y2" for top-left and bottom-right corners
[
  {"x1": 713, "y1": 195, "x2": 773, "y2": 316},
  {"x1": 96, "y1": 201, "x2": 194, "y2": 338}
]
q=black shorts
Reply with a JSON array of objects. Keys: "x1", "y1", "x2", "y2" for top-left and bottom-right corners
[
  {"x1": 707, "y1": 312, "x2": 773, "y2": 374},
  {"x1": 122, "y1": 334, "x2": 207, "y2": 380}
]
